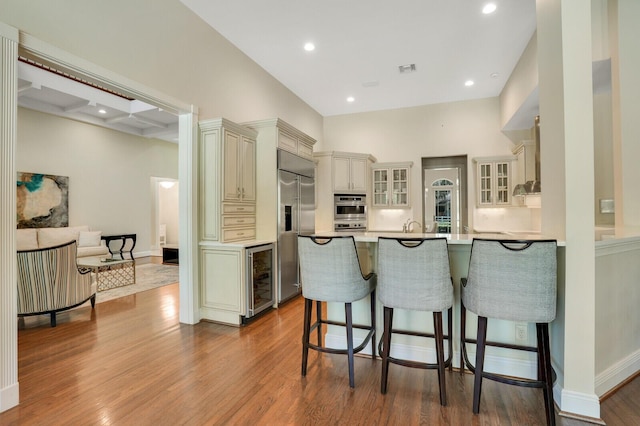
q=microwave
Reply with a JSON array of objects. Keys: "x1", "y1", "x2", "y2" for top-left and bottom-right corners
[{"x1": 334, "y1": 194, "x2": 367, "y2": 221}]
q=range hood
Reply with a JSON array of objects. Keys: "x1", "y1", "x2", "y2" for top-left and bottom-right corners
[{"x1": 513, "y1": 115, "x2": 541, "y2": 196}]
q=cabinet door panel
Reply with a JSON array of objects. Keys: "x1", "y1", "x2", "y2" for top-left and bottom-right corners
[
  {"x1": 350, "y1": 158, "x2": 367, "y2": 192},
  {"x1": 278, "y1": 130, "x2": 297, "y2": 154},
  {"x1": 242, "y1": 137, "x2": 256, "y2": 201},
  {"x1": 223, "y1": 130, "x2": 240, "y2": 201},
  {"x1": 333, "y1": 157, "x2": 351, "y2": 191},
  {"x1": 201, "y1": 249, "x2": 241, "y2": 312},
  {"x1": 200, "y1": 129, "x2": 220, "y2": 240},
  {"x1": 372, "y1": 169, "x2": 388, "y2": 206}
]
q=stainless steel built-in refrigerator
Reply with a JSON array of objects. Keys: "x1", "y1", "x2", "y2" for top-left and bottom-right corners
[{"x1": 278, "y1": 150, "x2": 315, "y2": 303}]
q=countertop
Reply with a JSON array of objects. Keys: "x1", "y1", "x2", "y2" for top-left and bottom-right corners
[{"x1": 312, "y1": 231, "x2": 565, "y2": 246}]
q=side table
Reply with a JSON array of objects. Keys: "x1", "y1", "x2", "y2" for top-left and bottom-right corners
[{"x1": 102, "y1": 234, "x2": 136, "y2": 260}]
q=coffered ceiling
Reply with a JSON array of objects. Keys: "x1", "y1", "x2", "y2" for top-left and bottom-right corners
[{"x1": 17, "y1": 60, "x2": 179, "y2": 143}]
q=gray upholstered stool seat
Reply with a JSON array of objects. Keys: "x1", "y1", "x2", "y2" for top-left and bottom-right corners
[
  {"x1": 460, "y1": 238, "x2": 558, "y2": 425},
  {"x1": 376, "y1": 237, "x2": 453, "y2": 405},
  {"x1": 298, "y1": 235, "x2": 376, "y2": 388}
]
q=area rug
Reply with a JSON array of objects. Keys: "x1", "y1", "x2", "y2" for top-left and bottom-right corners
[{"x1": 96, "y1": 263, "x2": 179, "y2": 304}]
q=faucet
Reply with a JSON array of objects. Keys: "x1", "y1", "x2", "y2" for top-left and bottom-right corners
[{"x1": 403, "y1": 219, "x2": 421, "y2": 233}]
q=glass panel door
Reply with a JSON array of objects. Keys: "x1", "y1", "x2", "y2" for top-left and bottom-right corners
[
  {"x1": 247, "y1": 244, "x2": 274, "y2": 318},
  {"x1": 424, "y1": 168, "x2": 460, "y2": 234},
  {"x1": 391, "y1": 168, "x2": 408, "y2": 206},
  {"x1": 372, "y1": 169, "x2": 388, "y2": 206}
]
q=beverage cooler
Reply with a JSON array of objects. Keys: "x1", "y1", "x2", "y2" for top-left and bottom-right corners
[{"x1": 244, "y1": 243, "x2": 275, "y2": 322}]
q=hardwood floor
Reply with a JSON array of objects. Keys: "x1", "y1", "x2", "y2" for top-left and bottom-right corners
[{"x1": 3, "y1": 283, "x2": 639, "y2": 425}]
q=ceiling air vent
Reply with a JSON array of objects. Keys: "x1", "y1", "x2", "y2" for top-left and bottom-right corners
[{"x1": 398, "y1": 64, "x2": 416, "y2": 74}]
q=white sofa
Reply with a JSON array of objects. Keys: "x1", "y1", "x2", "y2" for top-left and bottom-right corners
[{"x1": 16, "y1": 225, "x2": 109, "y2": 258}]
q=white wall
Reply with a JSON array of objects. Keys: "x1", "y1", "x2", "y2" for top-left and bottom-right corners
[
  {"x1": 17, "y1": 108, "x2": 178, "y2": 256},
  {"x1": 159, "y1": 182, "x2": 179, "y2": 245},
  {"x1": 322, "y1": 97, "x2": 537, "y2": 232}
]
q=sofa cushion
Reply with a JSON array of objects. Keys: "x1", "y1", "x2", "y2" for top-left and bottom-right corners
[
  {"x1": 78, "y1": 231, "x2": 102, "y2": 247},
  {"x1": 77, "y1": 246, "x2": 109, "y2": 258},
  {"x1": 37, "y1": 225, "x2": 90, "y2": 248},
  {"x1": 17, "y1": 229, "x2": 39, "y2": 251}
]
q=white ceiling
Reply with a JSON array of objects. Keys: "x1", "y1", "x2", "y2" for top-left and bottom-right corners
[
  {"x1": 180, "y1": 0, "x2": 537, "y2": 117},
  {"x1": 17, "y1": 61, "x2": 179, "y2": 143}
]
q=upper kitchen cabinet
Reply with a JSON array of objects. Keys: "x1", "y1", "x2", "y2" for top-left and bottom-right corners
[
  {"x1": 473, "y1": 156, "x2": 516, "y2": 207},
  {"x1": 314, "y1": 151, "x2": 376, "y2": 232},
  {"x1": 199, "y1": 118, "x2": 258, "y2": 242},
  {"x1": 371, "y1": 162, "x2": 413, "y2": 208},
  {"x1": 315, "y1": 151, "x2": 376, "y2": 194},
  {"x1": 223, "y1": 129, "x2": 256, "y2": 203},
  {"x1": 274, "y1": 125, "x2": 315, "y2": 160}
]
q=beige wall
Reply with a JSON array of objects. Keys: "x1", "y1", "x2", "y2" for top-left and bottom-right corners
[
  {"x1": 17, "y1": 108, "x2": 178, "y2": 255},
  {"x1": 0, "y1": 0, "x2": 323, "y2": 141}
]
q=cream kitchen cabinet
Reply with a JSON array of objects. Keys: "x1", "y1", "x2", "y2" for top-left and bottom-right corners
[
  {"x1": 315, "y1": 152, "x2": 374, "y2": 194},
  {"x1": 199, "y1": 241, "x2": 275, "y2": 326},
  {"x1": 199, "y1": 118, "x2": 258, "y2": 242},
  {"x1": 314, "y1": 151, "x2": 376, "y2": 231},
  {"x1": 473, "y1": 156, "x2": 516, "y2": 207},
  {"x1": 242, "y1": 118, "x2": 317, "y2": 241},
  {"x1": 371, "y1": 162, "x2": 413, "y2": 208},
  {"x1": 223, "y1": 129, "x2": 256, "y2": 203},
  {"x1": 271, "y1": 123, "x2": 315, "y2": 160}
]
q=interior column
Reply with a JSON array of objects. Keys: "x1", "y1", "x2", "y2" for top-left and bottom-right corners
[
  {"x1": 537, "y1": 0, "x2": 600, "y2": 420},
  {"x1": 0, "y1": 21, "x2": 19, "y2": 413}
]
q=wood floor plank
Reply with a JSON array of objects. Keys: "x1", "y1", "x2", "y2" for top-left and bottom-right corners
[{"x1": 1, "y1": 283, "x2": 636, "y2": 425}]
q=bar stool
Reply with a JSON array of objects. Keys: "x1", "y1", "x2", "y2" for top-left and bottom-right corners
[
  {"x1": 460, "y1": 238, "x2": 557, "y2": 425},
  {"x1": 298, "y1": 235, "x2": 376, "y2": 388},
  {"x1": 376, "y1": 237, "x2": 453, "y2": 405}
]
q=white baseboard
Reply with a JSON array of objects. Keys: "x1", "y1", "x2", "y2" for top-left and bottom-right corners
[
  {"x1": 0, "y1": 382, "x2": 19, "y2": 413},
  {"x1": 595, "y1": 348, "x2": 640, "y2": 396},
  {"x1": 559, "y1": 388, "x2": 601, "y2": 421}
]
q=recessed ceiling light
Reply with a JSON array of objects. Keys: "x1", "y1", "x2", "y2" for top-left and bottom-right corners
[
  {"x1": 482, "y1": 3, "x2": 497, "y2": 14},
  {"x1": 346, "y1": 97, "x2": 355, "y2": 103},
  {"x1": 464, "y1": 80, "x2": 475, "y2": 87},
  {"x1": 490, "y1": 72, "x2": 499, "y2": 78},
  {"x1": 304, "y1": 42, "x2": 315, "y2": 52},
  {"x1": 98, "y1": 109, "x2": 107, "y2": 114}
]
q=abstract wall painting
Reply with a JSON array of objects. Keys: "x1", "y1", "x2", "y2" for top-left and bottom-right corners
[{"x1": 16, "y1": 172, "x2": 69, "y2": 228}]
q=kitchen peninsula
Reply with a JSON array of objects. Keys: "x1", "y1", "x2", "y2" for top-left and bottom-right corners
[{"x1": 312, "y1": 231, "x2": 566, "y2": 390}]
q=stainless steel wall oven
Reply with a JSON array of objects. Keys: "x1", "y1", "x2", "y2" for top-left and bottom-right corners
[{"x1": 334, "y1": 194, "x2": 367, "y2": 231}]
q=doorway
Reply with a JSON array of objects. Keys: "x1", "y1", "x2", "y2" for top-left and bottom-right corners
[
  {"x1": 424, "y1": 168, "x2": 460, "y2": 233},
  {"x1": 152, "y1": 177, "x2": 179, "y2": 256},
  {"x1": 422, "y1": 156, "x2": 468, "y2": 234}
]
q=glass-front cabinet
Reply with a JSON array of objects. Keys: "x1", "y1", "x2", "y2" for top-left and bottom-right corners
[
  {"x1": 474, "y1": 156, "x2": 516, "y2": 207},
  {"x1": 371, "y1": 162, "x2": 413, "y2": 208}
]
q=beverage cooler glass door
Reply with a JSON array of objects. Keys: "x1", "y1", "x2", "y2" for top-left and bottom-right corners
[{"x1": 246, "y1": 243, "x2": 275, "y2": 318}]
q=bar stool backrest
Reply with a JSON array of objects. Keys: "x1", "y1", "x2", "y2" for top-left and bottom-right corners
[
  {"x1": 377, "y1": 237, "x2": 453, "y2": 311},
  {"x1": 298, "y1": 235, "x2": 372, "y2": 303},
  {"x1": 463, "y1": 239, "x2": 558, "y2": 322}
]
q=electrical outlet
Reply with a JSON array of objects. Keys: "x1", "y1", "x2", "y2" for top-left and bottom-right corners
[{"x1": 515, "y1": 323, "x2": 527, "y2": 341}]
